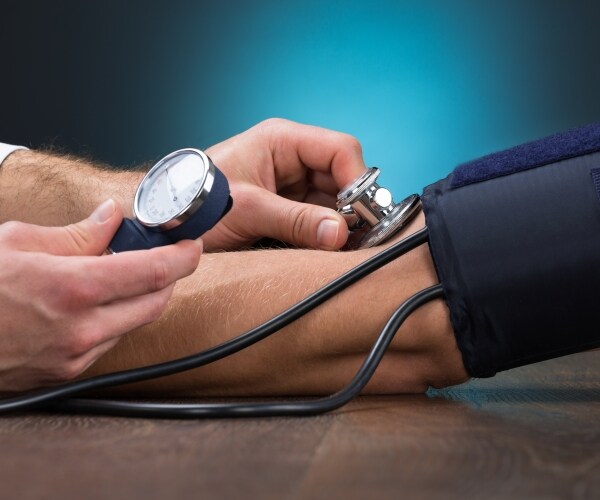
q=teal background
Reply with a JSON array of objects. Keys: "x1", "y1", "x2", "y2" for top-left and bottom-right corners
[{"x1": 2, "y1": 1, "x2": 600, "y2": 194}]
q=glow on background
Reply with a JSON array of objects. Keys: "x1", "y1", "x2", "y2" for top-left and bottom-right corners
[{"x1": 2, "y1": 1, "x2": 600, "y2": 194}]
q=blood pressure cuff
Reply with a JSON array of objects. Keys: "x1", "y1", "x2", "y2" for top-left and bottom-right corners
[{"x1": 422, "y1": 122, "x2": 600, "y2": 377}]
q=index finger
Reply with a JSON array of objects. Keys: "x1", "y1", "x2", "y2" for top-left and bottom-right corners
[{"x1": 260, "y1": 119, "x2": 368, "y2": 189}]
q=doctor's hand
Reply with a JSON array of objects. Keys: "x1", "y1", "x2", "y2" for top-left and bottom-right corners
[
  {"x1": 0, "y1": 200, "x2": 202, "y2": 393},
  {"x1": 203, "y1": 118, "x2": 367, "y2": 251}
]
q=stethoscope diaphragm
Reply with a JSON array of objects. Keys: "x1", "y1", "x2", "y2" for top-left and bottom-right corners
[{"x1": 336, "y1": 167, "x2": 421, "y2": 248}]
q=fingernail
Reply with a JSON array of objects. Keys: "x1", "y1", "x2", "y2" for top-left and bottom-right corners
[
  {"x1": 317, "y1": 219, "x2": 340, "y2": 249},
  {"x1": 90, "y1": 199, "x2": 116, "y2": 223}
]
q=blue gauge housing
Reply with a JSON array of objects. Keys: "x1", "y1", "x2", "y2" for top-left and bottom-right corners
[{"x1": 109, "y1": 152, "x2": 232, "y2": 252}]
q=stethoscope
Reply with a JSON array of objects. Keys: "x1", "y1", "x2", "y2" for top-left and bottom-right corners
[
  {"x1": 336, "y1": 166, "x2": 422, "y2": 249},
  {"x1": 0, "y1": 149, "x2": 441, "y2": 418}
]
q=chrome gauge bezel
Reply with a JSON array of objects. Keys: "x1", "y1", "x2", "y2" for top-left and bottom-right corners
[{"x1": 133, "y1": 148, "x2": 215, "y2": 231}]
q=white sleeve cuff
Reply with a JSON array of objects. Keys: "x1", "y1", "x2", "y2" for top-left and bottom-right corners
[{"x1": 0, "y1": 143, "x2": 28, "y2": 166}]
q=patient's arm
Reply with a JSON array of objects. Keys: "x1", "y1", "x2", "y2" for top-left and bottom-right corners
[
  {"x1": 0, "y1": 148, "x2": 468, "y2": 395},
  {"x1": 83, "y1": 212, "x2": 470, "y2": 396}
]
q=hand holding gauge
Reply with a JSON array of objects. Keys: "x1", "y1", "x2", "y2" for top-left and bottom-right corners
[
  {"x1": 109, "y1": 149, "x2": 233, "y2": 253},
  {"x1": 108, "y1": 147, "x2": 419, "y2": 253}
]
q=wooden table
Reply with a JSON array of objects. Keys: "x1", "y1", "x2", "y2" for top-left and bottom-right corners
[{"x1": 1, "y1": 352, "x2": 598, "y2": 500}]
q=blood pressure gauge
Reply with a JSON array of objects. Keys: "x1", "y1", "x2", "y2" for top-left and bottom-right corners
[
  {"x1": 109, "y1": 149, "x2": 233, "y2": 253},
  {"x1": 336, "y1": 167, "x2": 421, "y2": 249}
]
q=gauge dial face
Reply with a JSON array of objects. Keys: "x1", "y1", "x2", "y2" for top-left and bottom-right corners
[{"x1": 136, "y1": 151, "x2": 206, "y2": 226}]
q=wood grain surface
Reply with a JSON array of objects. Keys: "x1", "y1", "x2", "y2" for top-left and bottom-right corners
[{"x1": 0, "y1": 352, "x2": 598, "y2": 500}]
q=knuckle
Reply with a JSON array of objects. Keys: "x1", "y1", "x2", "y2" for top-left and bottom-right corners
[
  {"x1": 63, "y1": 223, "x2": 94, "y2": 254},
  {"x1": 52, "y1": 360, "x2": 86, "y2": 382},
  {"x1": 0, "y1": 220, "x2": 26, "y2": 243},
  {"x1": 74, "y1": 282, "x2": 102, "y2": 307},
  {"x1": 55, "y1": 275, "x2": 102, "y2": 310},
  {"x1": 139, "y1": 292, "x2": 170, "y2": 326},
  {"x1": 61, "y1": 326, "x2": 100, "y2": 358},
  {"x1": 186, "y1": 245, "x2": 202, "y2": 271},
  {"x1": 71, "y1": 334, "x2": 96, "y2": 358},
  {"x1": 286, "y1": 205, "x2": 311, "y2": 244},
  {"x1": 151, "y1": 256, "x2": 170, "y2": 291},
  {"x1": 155, "y1": 287, "x2": 172, "y2": 310},
  {"x1": 51, "y1": 279, "x2": 78, "y2": 313},
  {"x1": 50, "y1": 348, "x2": 86, "y2": 382},
  {"x1": 257, "y1": 117, "x2": 288, "y2": 131},
  {"x1": 340, "y1": 133, "x2": 363, "y2": 155},
  {"x1": 148, "y1": 295, "x2": 169, "y2": 322}
]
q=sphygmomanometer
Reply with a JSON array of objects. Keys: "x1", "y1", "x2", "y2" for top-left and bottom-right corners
[
  {"x1": 1, "y1": 122, "x2": 599, "y2": 418},
  {"x1": 108, "y1": 148, "x2": 233, "y2": 252}
]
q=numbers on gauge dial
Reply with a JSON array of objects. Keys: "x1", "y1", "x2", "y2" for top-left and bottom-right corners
[{"x1": 139, "y1": 153, "x2": 205, "y2": 224}]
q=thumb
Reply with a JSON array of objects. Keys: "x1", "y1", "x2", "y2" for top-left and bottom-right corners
[
  {"x1": 252, "y1": 189, "x2": 348, "y2": 250},
  {"x1": 50, "y1": 199, "x2": 124, "y2": 256}
]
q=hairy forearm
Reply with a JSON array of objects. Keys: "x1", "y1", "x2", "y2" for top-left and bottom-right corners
[
  {"x1": 84, "y1": 213, "x2": 469, "y2": 396},
  {"x1": 0, "y1": 149, "x2": 468, "y2": 395},
  {"x1": 0, "y1": 149, "x2": 144, "y2": 225}
]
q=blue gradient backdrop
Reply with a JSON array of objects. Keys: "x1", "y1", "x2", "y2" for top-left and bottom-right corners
[{"x1": 3, "y1": 1, "x2": 600, "y2": 195}]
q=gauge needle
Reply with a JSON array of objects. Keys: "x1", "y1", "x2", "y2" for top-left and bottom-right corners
[{"x1": 165, "y1": 168, "x2": 178, "y2": 201}]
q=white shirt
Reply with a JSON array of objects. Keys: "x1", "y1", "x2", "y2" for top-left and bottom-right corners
[{"x1": 0, "y1": 142, "x2": 28, "y2": 166}]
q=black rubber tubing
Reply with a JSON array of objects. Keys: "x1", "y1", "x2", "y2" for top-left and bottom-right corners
[
  {"x1": 0, "y1": 227, "x2": 429, "y2": 415},
  {"x1": 51, "y1": 284, "x2": 444, "y2": 418}
]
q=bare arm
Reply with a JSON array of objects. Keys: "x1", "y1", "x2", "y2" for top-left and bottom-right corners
[
  {"x1": 0, "y1": 149, "x2": 143, "y2": 225},
  {"x1": 0, "y1": 137, "x2": 468, "y2": 395},
  {"x1": 84, "y1": 212, "x2": 469, "y2": 396}
]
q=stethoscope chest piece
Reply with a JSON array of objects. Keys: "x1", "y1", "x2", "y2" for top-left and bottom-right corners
[{"x1": 336, "y1": 167, "x2": 421, "y2": 249}]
